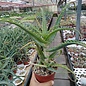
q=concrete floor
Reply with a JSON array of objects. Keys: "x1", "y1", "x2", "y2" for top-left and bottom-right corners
[{"x1": 49, "y1": 17, "x2": 71, "y2": 86}]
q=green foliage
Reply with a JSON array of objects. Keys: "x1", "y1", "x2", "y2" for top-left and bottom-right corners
[
  {"x1": 0, "y1": 12, "x2": 10, "y2": 18},
  {"x1": 0, "y1": 26, "x2": 32, "y2": 85},
  {"x1": 0, "y1": 58, "x2": 16, "y2": 86},
  {"x1": 0, "y1": 2, "x2": 86, "y2": 75},
  {"x1": 36, "y1": 8, "x2": 53, "y2": 24},
  {"x1": 0, "y1": 26, "x2": 31, "y2": 59},
  {"x1": 48, "y1": 40, "x2": 86, "y2": 52},
  {"x1": 22, "y1": 15, "x2": 36, "y2": 20}
]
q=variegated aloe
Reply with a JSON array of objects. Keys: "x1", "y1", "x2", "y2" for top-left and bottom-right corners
[{"x1": 0, "y1": 2, "x2": 86, "y2": 75}]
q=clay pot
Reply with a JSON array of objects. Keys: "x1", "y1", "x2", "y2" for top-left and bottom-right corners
[
  {"x1": 23, "y1": 58, "x2": 30, "y2": 65},
  {"x1": 17, "y1": 61, "x2": 22, "y2": 65},
  {"x1": 13, "y1": 69, "x2": 17, "y2": 74},
  {"x1": 23, "y1": 61, "x2": 29, "y2": 65},
  {"x1": 34, "y1": 72, "x2": 55, "y2": 83}
]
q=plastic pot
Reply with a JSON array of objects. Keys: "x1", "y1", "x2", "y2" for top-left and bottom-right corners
[
  {"x1": 34, "y1": 72, "x2": 55, "y2": 83},
  {"x1": 17, "y1": 61, "x2": 22, "y2": 65}
]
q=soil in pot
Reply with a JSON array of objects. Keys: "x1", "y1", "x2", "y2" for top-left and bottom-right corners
[{"x1": 34, "y1": 67, "x2": 56, "y2": 83}]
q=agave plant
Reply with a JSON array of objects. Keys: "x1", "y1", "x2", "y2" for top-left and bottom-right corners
[{"x1": 0, "y1": 2, "x2": 86, "y2": 80}]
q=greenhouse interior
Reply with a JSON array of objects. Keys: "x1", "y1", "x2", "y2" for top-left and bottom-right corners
[{"x1": 0, "y1": 0, "x2": 86, "y2": 86}]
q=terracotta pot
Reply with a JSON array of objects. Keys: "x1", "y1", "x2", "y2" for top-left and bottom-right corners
[
  {"x1": 24, "y1": 61, "x2": 29, "y2": 65},
  {"x1": 34, "y1": 72, "x2": 55, "y2": 83},
  {"x1": 13, "y1": 69, "x2": 17, "y2": 74},
  {"x1": 17, "y1": 61, "x2": 22, "y2": 65},
  {"x1": 23, "y1": 58, "x2": 30, "y2": 65}
]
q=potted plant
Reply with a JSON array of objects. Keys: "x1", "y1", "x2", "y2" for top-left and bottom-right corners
[
  {"x1": 0, "y1": 25, "x2": 34, "y2": 85},
  {"x1": 0, "y1": 57, "x2": 16, "y2": 86},
  {"x1": 0, "y1": 2, "x2": 86, "y2": 83}
]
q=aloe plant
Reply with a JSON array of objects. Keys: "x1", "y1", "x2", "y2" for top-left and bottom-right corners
[
  {"x1": 0, "y1": 2, "x2": 86, "y2": 75},
  {"x1": 0, "y1": 58, "x2": 16, "y2": 86},
  {"x1": 0, "y1": 26, "x2": 32, "y2": 60},
  {"x1": 0, "y1": 26, "x2": 33, "y2": 85}
]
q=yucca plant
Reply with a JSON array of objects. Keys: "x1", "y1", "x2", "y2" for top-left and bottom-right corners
[{"x1": 0, "y1": 2, "x2": 86, "y2": 83}]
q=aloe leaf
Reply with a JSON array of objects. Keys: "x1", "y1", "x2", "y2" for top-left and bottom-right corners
[
  {"x1": 48, "y1": 40, "x2": 86, "y2": 52},
  {"x1": 48, "y1": 63, "x2": 74, "y2": 75},
  {"x1": 0, "y1": 81, "x2": 14, "y2": 86},
  {"x1": 21, "y1": 15, "x2": 36, "y2": 20},
  {"x1": 0, "y1": 73, "x2": 9, "y2": 80},
  {"x1": 55, "y1": 2, "x2": 75, "y2": 27},
  {"x1": 41, "y1": 8, "x2": 48, "y2": 37},
  {"x1": 36, "y1": 44, "x2": 46, "y2": 61},
  {"x1": 47, "y1": 2, "x2": 75, "y2": 41},
  {"x1": 46, "y1": 28, "x2": 79, "y2": 42},
  {"x1": 0, "y1": 19, "x2": 47, "y2": 45},
  {"x1": 35, "y1": 18, "x2": 41, "y2": 29},
  {"x1": 20, "y1": 41, "x2": 35, "y2": 50},
  {"x1": 28, "y1": 23, "x2": 42, "y2": 36},
  {"x1": 1, "y1": 60, "x2": 9, "y2": 69},
  {"x1": 6, "y1": 46, "x2": 17, "y2": 58},
  {"x1": 49, "y1": 51, "x2": 57, "y2": 59},
  {"x1": 0, "y1": 62, "x2": 2, "y2": 68},
  {"x1": 2, "y1": 69, "x2": 11, "y2": 73}
]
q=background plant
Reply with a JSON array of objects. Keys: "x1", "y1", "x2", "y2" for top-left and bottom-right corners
[
  {"x1": 0, "y1": 25, "x2": 32, "y2": 60},
  {"x1": 0, "y1": 24, "x2": 33, "y2": 85},
  {"x1": 0, "y1": 57, "x2": 21, "y2": 86}
]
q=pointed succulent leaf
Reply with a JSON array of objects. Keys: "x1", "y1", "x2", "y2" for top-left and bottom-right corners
[
  {"x1": 54, "y1": 2, "x2": 75, "y2": 27},
  {"x1": 28, "y1": 23, "x2": 42, "y2": 36},
  {"x1": 21, "y1": 15, "x2": 36, "y2": 20},
  {"x1": 36, "y1": 44, "x2": 46, "y2": 61},
  {"x1": 48, "y1": 50, "x2": 62, "y2": 60},
  {"x1": 49, "y1": 51, "x2": 57, "y2": 59},
  {"x1": 47, "y1": 61, "x2": 55, "y2": 68},
  {"x1": 20, "y1": 41, "x2": 35, "y2": 50},
  {"x1": 0, "y1": 19, "x2": 47, "y2": 45},
  {"x1": 1, "y1": 60, "x2": 9, "y2": 69},
  {"x1": 0, "y1": 73, "x2": 8, "y2": 80},
  {"x1": 41, "y1": 8, "x2": 47, "y2": 36},
  {"x1": 33, "y1": 38, "x2": 47, "y2": 47},
  {"x1": 46, "y1": 28, "x2": 78, "y2": 42},
  {"x1": 48, "y1": 63, "x2": 74, "y2": 75},
  {"x1": 0, "y1": 81, "x2": 14, "y2": 86},
  {"x1": 48, "y1": 40, "x2": 86, "y2": 52}
]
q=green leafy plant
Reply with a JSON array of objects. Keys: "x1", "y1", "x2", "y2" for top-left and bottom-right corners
[
  {"x1": 0, "y1": 2, "x2": 86, "y2": 81},
  {"x1": 0, "y1": 26, "x2": 31, "y2": 60},
  {"x1": 0, "y1": 58, "x2": 16, "y2": 86},
  {"x1": 0, "y1": 26, "x2": 32, "y2": 85}
]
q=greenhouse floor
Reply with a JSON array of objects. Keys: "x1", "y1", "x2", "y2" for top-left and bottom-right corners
[
  {"x1": 53, "y1": 32, "x2": 70, "y2": 86},
  {"x1": 49, "y1": 17, "x2": 71, "y2": 86}
]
